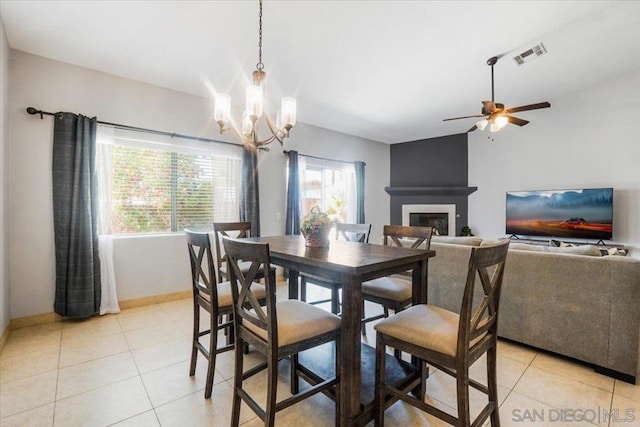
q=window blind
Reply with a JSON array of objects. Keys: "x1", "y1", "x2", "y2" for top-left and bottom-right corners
[{"x1": 98, "y1": 126, "x2": 242, "y2": 234}]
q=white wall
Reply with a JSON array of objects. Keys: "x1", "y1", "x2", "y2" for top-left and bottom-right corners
[
  {"x1": 0, "y1": 15, "x2": 10, "y2": 333},
  {"x1": 7, "y1": 50, "x2": 390, "y2": 318},
  {"x1": 469, "y1": 69, "x2": 640, "y2": 253}
]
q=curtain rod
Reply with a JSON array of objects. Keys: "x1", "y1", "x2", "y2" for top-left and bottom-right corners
[
  {"x1": 283, "y1": 150, "x2": 365, "y2": 166},
  {"x1": 26, "y1": 107, "x2": 244, "y2": 148}
]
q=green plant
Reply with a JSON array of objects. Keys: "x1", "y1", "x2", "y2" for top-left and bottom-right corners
[
  {"x1": 460, "y1": 226, "x2": 474, "y2": 236},
  {"x1": 301, "y1": 206, "x2": 332, "y2": 234}
]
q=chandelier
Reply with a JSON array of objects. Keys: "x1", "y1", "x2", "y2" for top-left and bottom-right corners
[{"x1": 213, "y1": 0, "x2": 296, "y2": 150}]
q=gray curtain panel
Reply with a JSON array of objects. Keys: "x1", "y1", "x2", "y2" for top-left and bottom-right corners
[
  {"x1": 285, "y1": 150, "x2": 301, "y2": 236},
  {"x1": 240, "y1": 145, "x2": 261, "y2": 237},
  {"x1": 52, "y1": 113, "x2": 101, "y2": 318},
  {"x1": 355, "y1": 160, "x2": 366, "y2": 223}
]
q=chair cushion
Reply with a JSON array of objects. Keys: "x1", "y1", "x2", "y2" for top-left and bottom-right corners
[
  {"x1": 219, "y1": 260, "x2": 257, "y2": 275},
  {"x1": 245, "y1": 300, "x2": 341, "y2": 347},
  {"x1": 374, "y1": 304, "x2": 485, "y2": 357},
  {"x1": 362, "y1": 277, "x2": 412, "y2": 302},
  {"x1": 216, "y1": 281, "x2": 266, "y2": 309}
]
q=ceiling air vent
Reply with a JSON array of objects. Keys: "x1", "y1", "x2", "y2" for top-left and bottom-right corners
[{"x1": 513, "y1": 43, "x2": 547, "y2": 66}]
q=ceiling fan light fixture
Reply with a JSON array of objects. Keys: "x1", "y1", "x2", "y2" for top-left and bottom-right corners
[
  {"x1": 489, "y1": 115, "x2": 509, "y2": 132},
  {"x1": 476, "y1": 119, "x2": 488, "y2": 131},
  {"x1": 494, "y1": 115, "x2": 508, "y2": 128}
]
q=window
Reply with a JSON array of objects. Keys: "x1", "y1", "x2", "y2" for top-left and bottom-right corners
[
  {"x1": 98, "y1": 127, "x2": 242, "y2": 234},
  {"x1": 300, "y1": 158, "x2": 356, "y2": 224}
]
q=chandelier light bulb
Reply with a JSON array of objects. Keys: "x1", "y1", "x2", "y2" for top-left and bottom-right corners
[
  {"x1": 242, "y1": 114, "x2": 253, "y2": 136},
  {"x1": 214, "y1": 94, "x2": 231, "y2": 124},
  {"x1": 245, "y1": 85, "x2": 263, "y2": 118},
  {"x1": 281, "y1": 97, "x2": 297, "y2": 128}
]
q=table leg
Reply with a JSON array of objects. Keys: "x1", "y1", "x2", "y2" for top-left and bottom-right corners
[
  {"x1": 338, "y1": 274, "x2": 362, "y2": 426},
  {"x1": 288, "y1": 269, "x2": 299, "y2": 300},
  {"x1": 412, "y1": 259, "x2": 427, "y2": 305}
]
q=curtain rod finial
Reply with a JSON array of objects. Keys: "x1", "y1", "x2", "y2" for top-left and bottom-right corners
[{"x1": 26, "y1": 107, "x2": 44, "y2": 119}]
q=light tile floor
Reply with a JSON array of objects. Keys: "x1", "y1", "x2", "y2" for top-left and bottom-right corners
[{"x1": 1, "y1": 282, "x2": 639, "y2": 426}]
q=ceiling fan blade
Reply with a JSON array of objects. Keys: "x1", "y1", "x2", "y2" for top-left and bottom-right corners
[
  {"x1": 443, "y1": 114, "x2": 486, "y2": 122},
  {"x1": 467, "y1": 125, "x2": 478, "y2": 133},
  {"x1": 504, "y1": 102, "x2": 551, "y2": 114},
  {"x1": 507, "y1": 116, "x2": 529, "y2": 126}
]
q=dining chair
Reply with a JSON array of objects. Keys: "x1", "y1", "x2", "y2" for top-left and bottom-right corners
[
  {"x1": 212, "y1": 221, "x2": 276, "y2": 284},
  {"x1": 222, "y1": 236, "x2": 342, "y2": 427},
  {"x1": 184, "y1": 230, "x2": 266, "y2": 399},
  {"x1": 300, "y1": 222, "x2": 372, "y2": 314},
  {"x1": 374, "y1": 239, "x2": 510, "y2": 427},
  {"x1": 361, "y1": 225, "x2": 434, "y2": 334}
]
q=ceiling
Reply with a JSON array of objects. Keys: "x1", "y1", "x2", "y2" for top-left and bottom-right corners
[{"x1": 2, "y1": 1, "x2": 639, "y2": 144}]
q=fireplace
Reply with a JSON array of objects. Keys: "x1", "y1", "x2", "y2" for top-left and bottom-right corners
[{"x1": 402, "y1": 204, "x2": 456, "y2": 236}]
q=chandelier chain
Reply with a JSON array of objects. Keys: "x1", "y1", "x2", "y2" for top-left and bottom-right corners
[{"x1": 257, "y1": 0, "x2": 264, "y2": 71}]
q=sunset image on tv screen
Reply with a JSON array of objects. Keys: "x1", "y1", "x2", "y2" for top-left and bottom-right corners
[{"x1": 505, "y1": 188, "x2": 613, "y2": 240}]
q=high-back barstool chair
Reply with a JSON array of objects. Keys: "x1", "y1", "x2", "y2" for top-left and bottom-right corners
[
  {"x1": 223, "y1": 236, "x2": 342, "y2": 427},
  {"x1": 184, "y1": 230, "x2": 266, "y2": 398},
  {"x1": 374, "y1": 239, "x2": 510, "y2": 426},
  {"x1": 361, "y1": 225, "x2": 434, "y2": 334}
]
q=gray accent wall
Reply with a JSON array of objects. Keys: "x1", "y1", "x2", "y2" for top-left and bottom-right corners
[
  {"x1": 389, "y1": 134, "x2": 471, "y2": 236},
  {"x1": 390, "y1": 133, "x2": 468, "y2": 187}
]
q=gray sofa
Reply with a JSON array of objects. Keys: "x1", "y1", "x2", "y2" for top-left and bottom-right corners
[{"x1": 427, "y1": 238, "x2": 640, "y2": 381}]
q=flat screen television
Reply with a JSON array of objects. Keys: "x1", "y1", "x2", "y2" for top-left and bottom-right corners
[{"x1": 505, "y1": 188, "x2": 613, "y2": 240}]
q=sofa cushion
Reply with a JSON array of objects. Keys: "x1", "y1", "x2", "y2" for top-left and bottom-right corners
[
  {"x1": 509, "y1": 242, "x2": 548, "y2": 252},
  {"x1": 432, "y1": 236, "x2": 483, "y2": 246},
  {"x1": 603, "y1": 247, "x2": 628, "y2": 256},
  {"x1": 547, "y1": 245, "x2": 602, "y2": 257}
]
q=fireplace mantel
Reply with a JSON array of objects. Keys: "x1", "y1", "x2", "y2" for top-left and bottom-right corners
[{"x1": 384, "y1": 186, "x2": 478, "y2": 196}]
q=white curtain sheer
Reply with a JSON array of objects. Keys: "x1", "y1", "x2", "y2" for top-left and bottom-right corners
[{"x1": 96, "y1": 125, "x2": 120, "y2": 314}]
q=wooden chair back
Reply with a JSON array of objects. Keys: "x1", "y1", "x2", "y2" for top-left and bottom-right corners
[
  {"x1": 185, "y1": 230, "x2": 218, "y2": 307},
  {"x1": 213, "y1": 222, "x2": 254, "y2": 282},
  {"x1": 335, "y1": 223, "x2": 372, "y2": 243},
  {"x1": 382, "y1": 225, "x2": 434, "y2": 250},
  {"x1": 458, "y1": 239, "x2": 510, "y2": 357},
  {"x1": 222, "y1": 236, "x2": 278, "y2": 346}
]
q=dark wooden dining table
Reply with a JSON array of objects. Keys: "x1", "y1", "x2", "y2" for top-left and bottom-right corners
[{"x1": 246, "y1": 235, "x2": 435, "y2": 426}]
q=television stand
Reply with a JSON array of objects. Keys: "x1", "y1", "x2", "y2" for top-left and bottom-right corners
[{"x1": 508, "y1": 234, "x2": 521, "y2": 240}]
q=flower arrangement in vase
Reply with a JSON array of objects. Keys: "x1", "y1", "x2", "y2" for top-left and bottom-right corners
[{"x1": 300, "y1": 206, "x2": 332, "y2": 247}]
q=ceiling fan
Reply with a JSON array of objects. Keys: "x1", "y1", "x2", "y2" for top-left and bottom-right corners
[{"x1": 443, "y1": 56, "x2": 551, "y2": 133}]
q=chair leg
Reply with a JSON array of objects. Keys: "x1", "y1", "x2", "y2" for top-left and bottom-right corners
[
  {"x1": 300, "y1": 276, "x2": 307, "y2": 302},
  {"x1": 375, "y1": 333, "x2": 386, "y2": 427},
  {"x1": 393, "y1": 303, "x2": 402, "y2": 360},
  {"x1": 205, "y1": 311, "x2": 218, "y2": 399},
  {"x1": 456, "y1": 365, "x2": 471, "y2": 426},
  {"x1": 231, "y1": 336, "x2": 245, "y2": 427},
  {"x1": 361, "y1": 300, "x2": 367, "y2": 336},
  {"x1": 290, "y1": 354, "x2": 300, "y2": 395},
  {"x1": 266, "y1": 353, "x2": 279, "y2": 427},
  {"x1": 487, "y1": 342, "x2": 501, "y2": 426},
  {"x1": 335, "y1": 338, "x2": 341, "y2": 425},
  {"x1": 189, "y1": 303, "x2": 199, "y2": 376}
]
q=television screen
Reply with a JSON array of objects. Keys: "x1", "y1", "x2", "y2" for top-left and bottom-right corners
[{"x1": 506, "y1": 188, "x2": 613, "y2": 240}]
